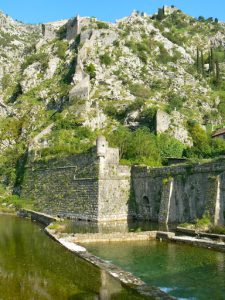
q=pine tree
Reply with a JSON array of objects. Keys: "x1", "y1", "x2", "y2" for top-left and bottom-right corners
[
  {"x1": 209, "y1": 50, "x2": 212, "y2": 75},
  {"x1": 196, "y1": 47, "x2": 201, "y2": 73},
  {"x1": 210, "y1": 48, "x2": 215, "y2": 74},
  {"x1": 215, "y1": 60, "x2": 221, "y2": 86},
  {"x1": 201, "y1": 50, "x2": 205, "y2": 76}
]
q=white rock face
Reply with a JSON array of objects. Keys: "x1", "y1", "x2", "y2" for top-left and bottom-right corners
[
  {"x1": 0, "y1": 101, "x2": 8, "y2": 116},
  {"x1": 156, "y1": 110, "x2": 171, "y2": 133},
  {"x1": 20, "y1": 62, "x2": 43, "y2": 93},
  {"x1": 0, "y1": 9, "x2": 225, "y2": 153},
  {"x1": 169, "y1": 111, "x2": 193, "y2": 146},
  {"x1": 211, "y1": 31, "x2": 225, "y2": 47},
  {"x1": 46, "y1": 57, "x2": 60, "y2": 78}
]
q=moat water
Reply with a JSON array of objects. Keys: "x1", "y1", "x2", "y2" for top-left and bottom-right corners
[
  {"x1": 86, "y1": 240, "x2": 225, "y2": 300},
  {"x1": 0, "y1": 215, "x2": 146, "y2": 300},
  {"x1": 64, "y1": 220, "x2": 176, "y2": 234}
]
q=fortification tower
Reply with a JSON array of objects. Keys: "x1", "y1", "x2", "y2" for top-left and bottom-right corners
[{"x1": 96, "y1": 135, "x2": 108, "y2": 158}]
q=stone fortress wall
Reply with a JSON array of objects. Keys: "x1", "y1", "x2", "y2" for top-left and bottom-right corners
[
  {"x1": 132, "y1": 161, "x2": 225, "y2": 225},
  {"x1": 22, "y1": 137, "x2": 225, "y2": 224},
  {"x1": 22, "y1": 136, "x2": 131, "y2": 222}
]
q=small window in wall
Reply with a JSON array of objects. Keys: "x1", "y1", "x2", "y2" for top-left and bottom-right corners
[
  {"x1": 143, "y1": 196, "x2": 150, "y2": 206},
  {"x1": 143, "y1": 195, "x2": 151, "y2": 220}
]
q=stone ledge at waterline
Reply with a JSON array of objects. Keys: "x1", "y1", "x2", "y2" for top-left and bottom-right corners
[
  {"x1": 22, "y1": 136, "x2": 225, "y2": 225},
  {"x1": 45, "y1": 226, "x2": 176, "y2": 300}
]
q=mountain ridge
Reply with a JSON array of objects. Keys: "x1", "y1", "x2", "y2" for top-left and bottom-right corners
[{"x1": 0, "y1": 5, "x2": 225, "y2": 193}]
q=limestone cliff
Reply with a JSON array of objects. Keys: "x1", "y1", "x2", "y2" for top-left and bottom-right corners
[{"x1": 1, "y1": 6, "x2": 225, "y2": 190}]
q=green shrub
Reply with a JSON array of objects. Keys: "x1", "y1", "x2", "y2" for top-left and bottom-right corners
[
  {"x1": 108, "y1": 126, "x2": 161, "y2": 166},
  {"x1": 166, "y1": 93, "x2": 186, "y2": 112},
  {"x1": 196, "y1": 212, "x2": 212, "y2": 229},
  {"x1": 163, "y1": 31, "x2": 187, "y2": 46},
  {"x1": 185, "y1": 122, "x2": 212, "y2": 158},
  {"x1": 209, "y1": 225, "x2": 225, "y2": 235},
  {"x1": 156, "y1": 43, "x2": 173, "y2": 64},
  {"x1": 100, "y1": 53, "x2": 112, "y2": 66},
  {"x1": 125, "y1": 39, "x2": 151, "y2": 63},
  {"x1": 157, "y1": 134, "x2": 185, "y2": 159},
  {"x1": 57, "y1": 25, "x2": 67, "y2": 39},
  {"x1": 39, "y1": 126, "x2": 96, "y2": 158},
  {"x1": 113, "y1": 40, "x2": 120, "y2": 47},
  {"x1": 129, "y1": 83, "x2": 152, "y2": 99},
  {"x1": 1, "y1": 74, "x2": 11, "y2": 90},
  {"x1": 9, "y1": 83, "x2": 23, "y2": 103},
  {"x1": 104, "y1": 104, "x2": 126, "y2": 121},
  {"x1": 2, "y1": 195, "x2": 33, "y2": 210},
  {"x1": 22, "y1": 52, "x2": 49, "y2": 71},
  {"x1": 54, "y1": 114, "x2": 83, "y2": 130},
  {"x1": 96, "y1": 21, "x2": 109, "y2": 29},
  {"x1": 126, "y1": 98, "x2": 145, "y2": 112},
  {"x1": 218, "y1": 93, "x2": 225, "y2": 119},
  {"x1": 85, "y1": 63, "x2": 96, "y2": 79},
  {"x1": 211, "y1": 138, "x2": 225, "y2": 157},
  {"x1": 54, "y1": 40, "x2": 68, "y2": 59},
  {"x1": 139, "y1": 107, "x2": 157, "y2": 132}
]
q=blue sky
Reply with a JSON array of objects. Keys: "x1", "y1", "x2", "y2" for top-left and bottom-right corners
[{"x1": 0, "y1": 0, "x2": 225, "y2": 24}]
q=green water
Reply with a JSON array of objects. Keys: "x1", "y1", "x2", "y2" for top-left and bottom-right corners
[
  {"x1": 86, "y1": 241, "x2": 225, "y2": 300},
  {"x1": 0, "y1": 215, "x2": 147, "y2": 300}
]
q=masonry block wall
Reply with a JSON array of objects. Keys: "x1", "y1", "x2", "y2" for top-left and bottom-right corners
[
  {"x1": 22, "y1": 136, "x2": 131, "y2": 222},
  {"x1": 132, "y1": 161, "x2": 225, "y2": 225},
  {"x1": 97, "y1": 136, "x2": 131, "y2": 221},
  {"x1": 22, "y1": 152, "x2": 99, "y2": 221},
  {"x1": 22, "y1": 136, "x2": 225, "y2": 224}
]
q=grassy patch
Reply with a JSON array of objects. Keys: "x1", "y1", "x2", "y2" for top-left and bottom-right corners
[{"x1": 0, "y1": 195, "x2": 34, "y2": 210}]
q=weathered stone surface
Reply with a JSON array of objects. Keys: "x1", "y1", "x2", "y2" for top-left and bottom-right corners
[
  {"x1": 42, "y1": 20, "x2": 67, "y2": 40},
  {"x1": 66, "y1": 16, "x2": 92, "y2": 41},
  {"x1": 69, "y1": 75, "x2": 90, "y2": 101},
  {"x1": 132, "y1": 160, "x2": 225, "y2": 224},
  {"x1": 72, "y1": 231, "x2": 157, "y2": 243},
  {"x1": 22, "y1": 137, "x2": 225, "y2": 225},
  {"x1": 22, "y1": 137, "x2": 131, "y2": 222}
]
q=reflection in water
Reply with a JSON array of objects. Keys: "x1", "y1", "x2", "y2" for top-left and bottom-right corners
[
  {"x1": 0, "y1": 216, "x2": 145, "y2": 300},
  {"x1": 86, "y1": 240, "x2": 225, "y2": 300},
  {"x1": 99, "y1": 270, "x2": 122, "y2": 300},
  {"x1": 64, "y1": 219, "x2": 176, "y2": 234}
]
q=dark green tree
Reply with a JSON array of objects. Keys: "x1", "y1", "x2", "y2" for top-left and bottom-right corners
[
  {"x1": 215, "y1": 60, "x2": 221, "y2": 86},
  {"x1": 210, "y1": 48, "x2": 215, "y2": 74},
  {"x1": 196, "y1": 47, "x2": 201, "y2": 73},
  {"x1": 201, "y1": 50, "x2": 205, "y2": 77}
]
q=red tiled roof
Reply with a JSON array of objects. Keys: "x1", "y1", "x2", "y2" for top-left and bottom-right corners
[{"x1": 212, "y1": 128, "x2": 225, "y2": 137}]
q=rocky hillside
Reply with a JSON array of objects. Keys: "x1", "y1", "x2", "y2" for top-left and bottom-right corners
[{"x1": 1, "y1": 6, "x2": 225, "y2": 191}]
